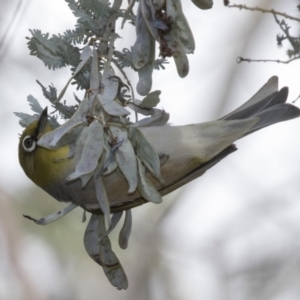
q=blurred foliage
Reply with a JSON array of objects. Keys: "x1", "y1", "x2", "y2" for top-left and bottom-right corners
[{"x1": 227, "y1": 0, "x2": 300, "y2": 64}]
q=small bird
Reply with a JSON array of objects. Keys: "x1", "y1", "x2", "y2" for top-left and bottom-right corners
[{"x1": 19, "y1": 76, "x2": 300, "y2": 213}]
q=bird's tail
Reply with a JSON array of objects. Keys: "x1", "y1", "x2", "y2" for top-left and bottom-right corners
[
  {"x1": 221, "y1": 76, "x2": 300, "y2": 135},
  {"x1": 188, "y1": 76, "x2": 300, "y2": 162},
  {"x1": 141, "y1": 76, "x2": 300, "y2": 199}
]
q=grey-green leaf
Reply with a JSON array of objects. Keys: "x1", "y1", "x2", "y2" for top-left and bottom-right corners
[
  {"x1": 98, "y1": 94, "x2": 130, "y2": 116},
  {"x1": 27, "y1": 95, "x2": 43, "y2": 113},
  {"x1": 38, "y1": 98, "x2": 90, "y2": 148},
  {"x1": 94, "y1": 174, "x2": 111, "y2": 227},
  {"x1": 132, "y1": 2, "x2": 155, "y2": 70},
  {"x1": 67, "y1": 120, "x2": 104, "y2": 181},
  {"x1": 191, "y1": 0, "x2": 213, "y2": 9},
  {"x1": 131, "y1": 108, "x2": 169, "y2": 127},
  {"x1": 140, "y1": 90, "x2": 161, "y2": 108},
  {"x1": 137, "y1": 63, "x2": 154, "y2": 96},
  {"x1": 90, "y1": 45, "x2": 99, "y2": 90},
  {"x1": 98, "y1": 211, "x2": 123, "y2": 243},
  {"x1": 74, "y1": 45, "x2": 92, "y2": 75},
  {"x1": 137, "y1": 158, "x2": 162, "y2": 203},
  {"x1": 110, "y1": 126, "x2": 138, "y2": 193},
  {"x1": 84, "y1": 214, "x2": 128, "y2": 290},
  {"x1": 129, "y1": 127, "x2": 161, "y2": 180},
  {"x1": 23, "y1": 203, "x2": 77, "y2": 226},
  {"x1": 97, "y1": 68, "x2": 130, "y2": 116},
  {"x1": 127, "y1": 99, "x2": 154, "y2": 116},
  {"x1": 118, "y1": 210, "x2": 132, "y2": 249}
]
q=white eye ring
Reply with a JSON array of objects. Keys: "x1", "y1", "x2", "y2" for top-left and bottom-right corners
[{"x1": 22, "y1": 135, "x2": 36, "y2": 152}]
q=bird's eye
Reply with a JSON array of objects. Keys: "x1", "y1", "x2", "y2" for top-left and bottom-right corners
[{"x1": 22, "y1": 135, "x2": 36, "y2": 152}]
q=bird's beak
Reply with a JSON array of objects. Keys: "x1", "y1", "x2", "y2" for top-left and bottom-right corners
[{"x1": 34, "y1": 107, "x2": 48, "y2": 139}]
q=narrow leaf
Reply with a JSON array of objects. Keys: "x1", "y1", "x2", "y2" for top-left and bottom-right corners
[
  {"x1": 110, "y1": 126, "x2": 138, "y2": 193},
  {"x1": 137, "y1": 158, "x2": 162, "y2": 203},
  {"x1": 90, "y1": 45, "x2": 99, "y2": 90},
  {"x1": 98, "y1": 94, "x2": 130, "y2": 116},
  {"x1": 94, "y1": 175, "x2": 111, "y2": 227},
  {"x1": 67, "y1": 121, "x2": 104, "y2": 181},
  {"x1": 84, "y1": 214, "x2": 128, "y2": 290},
  {"x1": 74, "y1": 45, "x2": 92, "y2": 75},
  {"x1": 140, "y1": 90, "x2": 161, "y2": 108},
  {"x1": 27, "y1": 95, "x2": 43, "y2": 113},
  {"x1": 37, "y1": 98, "x2": 89, "y2": 148},
  {"x1": 118, "y1": 210, "x2": 132, "y2": 249},
  {"x1": 129, "y1": 127, "x2": 161, "y2": 180},
  {"x1": 97, "y1": 68, "x2": 130, "y2": 116},
  {"x1": 131, "y1": 108, "x2": 169, "y2": 127},
  {"x1": 98, "y1": 212, "x2": 123, "y2": 243},
  {"x1": 132, "y1": 2, "x2": 155, "y2": 69},
  {"x1": 23, "y1": 203, "x2": 78, "y2": 225}
]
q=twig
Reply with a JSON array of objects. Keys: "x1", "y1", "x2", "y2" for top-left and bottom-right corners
[
  {"x1": 121, "y1": 0, "x2": 136, "y2": 29},
  {"x1": 227, "y1": 4, "x2": 300, "y2": 23},
  {"x1": 236, "y1": 56, "x2": 300, "y2": 64},
  {"x1": 292, "y1": 95, "x2": 300, "y2": 103}
]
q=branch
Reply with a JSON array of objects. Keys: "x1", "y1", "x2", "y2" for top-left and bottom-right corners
[
  {"x1": 227, "y1": 4, "x2": 300, "y2": 23},
  {"x1": 236, "y1": 56, "x2": 300, "y2": 64}
]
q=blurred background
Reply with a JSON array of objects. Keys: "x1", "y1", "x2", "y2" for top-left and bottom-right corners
[{"x1": 1, "y1": 0, "x2": 300, "y2": 299}]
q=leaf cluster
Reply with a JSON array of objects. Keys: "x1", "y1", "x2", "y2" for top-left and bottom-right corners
[{"x1": 17, "y1": 0, "x2": 211, "y2": 290}]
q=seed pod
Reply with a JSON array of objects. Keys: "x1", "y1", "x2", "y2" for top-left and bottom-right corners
[
  {"x1": 160, "y1": 30, "x2": 189, "y2": 78},
  {"x1": 151, "y1": 0, "x2": 165, "y2": 10},
  {"x1": 132, "y1": 2, "x2": 155, "y2": 70},
  {"x1": 166, "y1": 0, "x2": 195, "y2": 54},
  {"x1": 191, "y1": 0, "x2": 213, "y2": 10}
]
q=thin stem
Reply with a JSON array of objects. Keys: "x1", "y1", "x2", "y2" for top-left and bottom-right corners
[
  {"x1": 227, "y1": 4, "x2": 300, "y2": 22},
  {"x1": 111, "y1": 58, "x2": 138, "y2": 122},
  {"x1": 237, "y1": 56, "x2": 300, "y2": 64}
]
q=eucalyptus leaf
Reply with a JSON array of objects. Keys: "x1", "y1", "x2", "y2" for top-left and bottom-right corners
[
  {"x1": 110, "y1": 126, "x2": 138, "y2": 193},
  {"x1": 137, "y1": 158, "x2": 162, "y2": 203},
  {"x1": 118, "y1": 210, "x2": 132, "y2": 249}
]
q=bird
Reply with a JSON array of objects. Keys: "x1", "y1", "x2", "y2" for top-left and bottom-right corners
[{"x1": 18, "y1": 76, "x2": 300, "y2": 214}]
